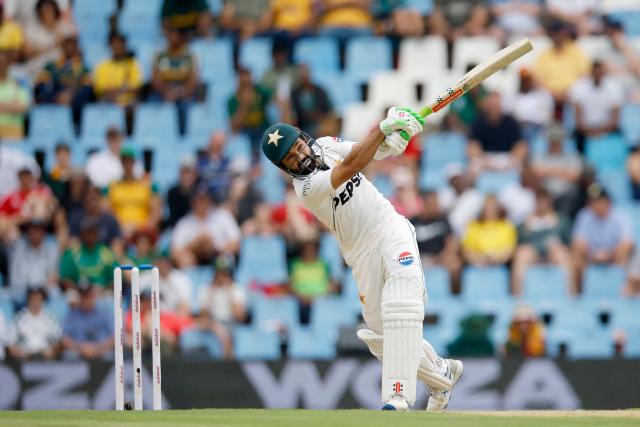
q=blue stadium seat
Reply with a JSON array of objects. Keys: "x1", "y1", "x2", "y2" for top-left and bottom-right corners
[
  {"x1": 191, "y1": 38, "x2": 235, "y2": 83},
  {"x1": 585, "y1": 134, "x2": 628, "y2": 173},
  {"x1": 405, "y1": 0, "x2": 434, "y2": 15},
  {"x1": 30, "y1": 105, "x2": 75, "y2": 145},
  {"x1": 234, "y1": 326, "x2": 281, "y2": 360},
  {"x1": 80, "y1": 41, "x2": 110, "y2": 70},
  {"x1": 288, "y1": 326, "x2": 337, "y2": 360},
  {"x1": 225, "y1": 133, "x2": 252, "y2": 162},
  {"x1": 239, "y1": 38, "x2": 273, "y2": 81},
  {"x1": 0, "y1": 295, "x2": 13, "y2": 322},
  {"x1": 567, "y1": 332, "x2": 615, "y2": 359},
  {"x1": 620, "y1": 103, "x2": 640, "y2": 145},
  {"x1": 599, "y1": 170, "x2": 632, "y2": 204},
  {"x1": 420, "y1": 132, "x2": 467, "y2": 189},
  {"x1": 424, "y1": 266, "x2": 451, "y2": 304},
  {"x1": 461, "y1": 266, "x2": 510, "y2": 305},
  {"x1": 151, "y1": 141, "x2": 196, "y2": 190},
  {"x1": 609, "y1": 11, "x2": 640, "y2": 36},
  {"x1": 46, "y1": 294, "x2": 69, "y2": 323},
  {"x1": 340, "y1": 269, "x2": 361, "y2": 310},
  {"x1": 624, "y1": 333, "x2": 640, "y2": 358},
  {"x1": 345, "y1": 37, "x2": 392, "y2": 83},
  {"x1": 256, "y1": 165, "x2": 286, "y2": 203},
  {"x1": 523, "y1": 265, "x2": 570, "y2": 303},
  {"x1": 582, "y1": 264, "x2": 626, "y2": 301},
  {"x1": 293, "y1": 38, "x2": 340, "y2": 76},
  {"x1": 118, "y1": 0, "x2": 162, "y2": 44},
  {"x1": 134, "y1": 103, "x2": 179, "y2": 142},
  {"x1": 75, "y1": 13, "x2": 110, "y2": 46},
  {"x1": 81, "y1": 103, "x2": 126, "y2": 141},
  {"x1": 310, "y1": 296, "x2": 359, "y2": 338},
  {"x1": 550, "y1": 304, "x2": 601, "y2": 337},
  {"x1": 253, "y1": 295, "x2": 299, "y2": 330},
  {"x1": 186, "y1": 104, "x2": 224, "y2": 139},
  {"x1": 180, "y1": 327, "x2": 224, "y2": 359},
  {"x1": 131, "y1": 40, "x2": 159, "y2": 82},
  {"x1": 74, "y1": 0, "x2": 116, "y2": 18},
  {"x1": 610, "y1": 300, "x2": 640, "y2": 333},
  {"x1": 319, "y1": 233, "x2": 345, "y2": 282},
  {"x1": 314, "y1": 73, "x2": 361, "y2": 114},
  {"x1": 235, "y1": 236, "x2": 288, "y2": 288},
  {"x1": 476, "y1": 171, "x2": 519, "y2": 193}
]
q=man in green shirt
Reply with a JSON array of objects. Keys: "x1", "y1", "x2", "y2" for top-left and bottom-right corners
[{"x1": 60, "y1": 217, "x2": 116, "y2": 289}]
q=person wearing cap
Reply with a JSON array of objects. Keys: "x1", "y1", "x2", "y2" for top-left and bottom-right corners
[
  {"x1": 59, "y1": 216, "x2": 116, "y2": 289},
  {"x1": 166, "y1": 153, "x2": 198, "y2": 228},
  {"x1": 505, "y1": 304, "x2": 546, "y2": 357},
  {"x1": 5, "y1": 218, "x2": 59, "y2": 303},
  {"x1": 8, "y1": 287, "x2": 61, "y2": 360},
  {"x1": 104, "y1": 146, "x2": 161, "y2": 237},
  {"x1": 61, "y1": 279, "x2": 113, "y2": 360},
  {"x1": 260, "y1": 109, "x2": 462, "y2": 412},
  {"x1": 85, "y1": 127, "x2": 144, "y2": 189},
  {"x1": 572, "y1": 184, "x2": 634, "y2": 291}
]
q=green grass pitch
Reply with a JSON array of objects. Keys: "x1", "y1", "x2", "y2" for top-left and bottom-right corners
[{"x1": 1, "y1": 409, "x2": 639, "y2": 427}]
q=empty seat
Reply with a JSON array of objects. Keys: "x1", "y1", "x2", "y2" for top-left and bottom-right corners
[
  {"x1": 118, "y1": 0, "x2": 162, "y2": 43},
  {"x1": 186, "y1": 104, "x2": 224, "y2": 139},
  {"x1": 620, "y1": 103, "x2": 640, "y2": 145},
  {"x1": 368, "y1": 72, "x2": 418, "y2": 110},
  {"x1": 419, "y1": 131, "x2": 467, "y2": 189},
  {"x1": 225, "y1": 133, "x2": 252, "y2": 163},
  {"x1": 585, "y1": 134, "x2": 628, "y2": 173},
  {"x1": 461, "y1": 266, "x2": 510, "y2": 305},
  {"x1": 131, "y1": 40, "x2": 160, "y2": 82},
  {"x1": 582, "y1": 264, "x2": 627, "y2": 300},
  {"x1": 46, "y1": 294, "x2": 69, "y2": 323},
  {"x1": 236, "y1": 236, "x2": 288, "y2": 288},
  {"x1": 253, "y1": 295, "x2": 299, "y2": 330},
  {"x1": 319, "y1": 233, "x2": 345, "y2": 282},
  {"x1": 424, "y1": 266, "x2": 451, "y2": 304},
  {"x1": 81, "y1": 103, "x2": 125, "y2": 141},
  {"x1": 180, "y1": 327, "x2": 224, "y2": 359},
  {"x1": 74, "y1": 0, "x2": 116, "y2": 19},
  {"x1": 0, "y1": 295, "x2": 13, "y2": 322},
  {"x1": 476, "y1": 171, "x2": 519, "y2": 193},
  {"x1": 191, "y1": 38, "x2": 235, "y2": 83},
  {"x1": 314, "y1": 73, "x2": 361, "y2": 114},
  {"x1": 624, "y1": 333, "x2": 640, "y2": 358},
  {"x1": 80, "y1": 41, "x2": 110, "y2": 70},
  {"x1": 567, "y1": 332, "x2": 615, "y2": 359},
  {"x1": 599, "y1": 170, "x2": 632, "y2": 203},
  {"x1": 523, "y1": 265, "x2": 570, "y2": 303},
  {"x1": 133, "y1": 103, "x2": 179, "y2": 142},
  {"x1": 345, "y1": 37, "x2": 393, "y2": 83},
  {"x1": 310, "y1": 296, "x2": 359, "y2": 338},
  {"x1": 293, "y1": 38, "x2": 339, "y2": 76},
  {"x1": 288, "y1": 326, "x2": 337, "y2": 360},
  {"x1": 234, "y1": 326, "x2": 281, "y2": 360},
  {"x1": 30, "y1": 105, "x2": 75, "y2": 144},
  {"x1": 239, "y1": 37, "x2": 273, "y2": 80},
  {"x1": 452, "y1": 36, "x2": 500, "y2": 75},
  {"x1": 399, "y1": 36, "x2": 447, "y2": 78}
]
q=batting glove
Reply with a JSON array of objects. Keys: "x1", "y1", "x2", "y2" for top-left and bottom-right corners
[{"x1": 379, "y1": 107, "x2": 425, "y2": 141}]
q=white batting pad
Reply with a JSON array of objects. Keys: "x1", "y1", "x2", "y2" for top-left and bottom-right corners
[{"x1": 380, "y1": 274, "x2": 424, "y2": 404}]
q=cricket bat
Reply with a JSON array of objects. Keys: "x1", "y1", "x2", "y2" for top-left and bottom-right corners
[{"x1": 419, "y1": 38, "x2": 534, "y2": 118}]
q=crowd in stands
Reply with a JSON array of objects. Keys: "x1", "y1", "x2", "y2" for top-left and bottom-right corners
[{"x1": 0, "y1": 0, "x2": 639, "y2": 361}]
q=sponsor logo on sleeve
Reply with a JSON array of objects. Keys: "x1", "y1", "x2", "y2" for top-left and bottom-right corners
[{"x1": 397, "y1": 251, "x2": 414, "y2": 266}]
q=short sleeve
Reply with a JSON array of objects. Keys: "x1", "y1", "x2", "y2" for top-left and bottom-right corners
[{"x1": 297, "y1": 169, "x2": 333, "y2": 207}]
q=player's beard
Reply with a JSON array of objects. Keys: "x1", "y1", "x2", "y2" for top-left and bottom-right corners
[{"x1": 298, "y1": 154, "x2": 320, "y2": 175}]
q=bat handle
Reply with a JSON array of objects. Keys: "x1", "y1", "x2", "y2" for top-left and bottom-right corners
[{"x1": 419, "y1": 105, "x2": 433, "y2": 118}]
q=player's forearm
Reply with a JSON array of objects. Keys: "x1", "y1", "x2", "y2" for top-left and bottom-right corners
[{"x1": 342, "y1": 128, "x2": 385, "y2": 172}]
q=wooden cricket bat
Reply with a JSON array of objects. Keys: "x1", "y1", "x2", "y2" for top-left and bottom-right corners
[{"x1": 419, "y1": 38, "x2": 534, "y2": 118}]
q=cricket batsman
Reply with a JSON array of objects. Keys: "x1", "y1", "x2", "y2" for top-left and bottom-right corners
[{"x1": 260, "y1": 107, "x2": 463, "y2": 411}]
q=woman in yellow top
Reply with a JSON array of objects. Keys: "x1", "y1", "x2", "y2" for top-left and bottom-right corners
[{"x1": 462, "y1": 194, "x2": 516, "y2": 266}]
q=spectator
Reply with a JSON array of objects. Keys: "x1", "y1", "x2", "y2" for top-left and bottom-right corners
[
  {"x1": 166, "y1": 154, "x2": 198, "y2": 228},
  {"x1": 228, "y1": 67, "x2": 271, "y2": 158},
  {"x1": 533, "y1": 21, "x2": 590, "y2": 104},
  {"x1": 227, "y1": 175, "x2": 263, "y2": 227},
  {"x1": 59, "y1": 217, "x2": 116, "y2": 289},
  {"x1": 505, "y1": 304, "x2": 545, "y2": 357},
  {"x1": 290, "y1": 240, "x2": 334, "y2": 324},
  {"x1": 34, "y1": 34, "x2": 91, "y2": 126},
  {"x1": 22, "y1": 0, "x2": 75, "y2": 77},
  {"x1": 61, "y1": 279, "x2": 113, "y2": 360},
  {"x1": 219, "y1": 0, "x2": 270, "y2": 41},
  {"x1": 389, "y1": 166, "x2": 423, "y2": 219},
  {"x1": 468, "y1": 91, "x2": 527, "y2": 174},
  {"x1": 530, "y1": 124, "x2": 583, "y2": 214},
  {"x1": 124, "y1": 228, "x2": 160, "y2": 267},
  {"x1": 104, "y1": 147, "x2": 161, "y2": 237},
  {"x1": 375, "y1": 0, "x2": 424, "y2": 38},
  {"x1": 462, "y1": 195, "x2": 516, "y2": 267},
  {"x1": 545, "y1": 0, "x2": 601, "y2": 36},
  {"x1": 68, "y1": 185, "x2": 123, "y2": 253},
  {"x1": 511, "y1": 189, "x2": 574, "y2": 295},
  {"x1": 197, "y1": 131, "x2": 232, "y2": 203},
  {"x1": 430, "y1": 1, "x2": 493, "y2": 39},
  {"x1": 149, "y1": 26, "x2": 201, "y2": 135},
  {"x1": 291, "y1": 64, "x2": 334, "y2": 137},
  {"x1": 629, "y1": 148, "x2": 640, "y2": 201},
  {"x1": 5, "y1": 218, "x2": 59, "y2": 303},
  {"x1": 504, "y1": 68, "x2": 554, "y2": 141},
  {"x1": 0, "y1": 144, "x2": 38, "y2": 199},
  {"x1": 606, "y1": 19, "x2": 640, "y2": 100},
  {"x1": 572, "y1": 185, "x2": 634, "y2": 290},
  {"x1": 490, "y1": 0, "x2": 543, "y2": 39},
  {"x1": 626, "y1": 251, "x2": 640, "y2": 297},
  {"x1": 171, "y1": 189, "x2": 241, "y2": 268},
  {"x1": 570, "y1": 61, "x2": 624, "y2": 153},
  {"x1": 0, "y1": 49, "x2": 30, "y2": 139},
  {"x1": 411, "y1": 191, "x2": 461, "y2": 294},
  {"x1": 0, "y1": 2, "x2": 24, "y2": 62},
  {"x1": 86, "y1": 127, "x2": 144, "y2": 189},
  {"x1": 154, "y1": 255, "x2": 192, "y2": 318},
  {"x1": 318, "y1": 0, "x2": 373, "y2": 42},
  {"x1": 438, "y1": 164, "x2": 484, "y2": 237},
  {"x1": 4, "y1": 0, "x2": 70, "y2": 29},
  {"x1": 450, "y1": 64, "x2": 488, "y2": 133},
  {"x1": 8, "y1": 287, "x2": 61, "y2": 360},
  {"x1": 260, "y1": 44, "x2": 298, "y2": 97},
  {"x1": 0, "y1": 312, "x2": 10, "y2": 360},
  {"x1": 498, "y1": 164, "x2": 538, "y2": 225},
  {"x1": 241, "y1": 202, "x2": 278, "y2": 237},
  {"x1": 268, "y1": 0, "x2": 314, "y2": 41},
  {"x1": 447, "y1": 313, "x2": 494, "y2": 357},
  {"x1": 271, "y1": 185, "x2": 319, "y2": 246},
  {"x1": 42, "y1": 142, "x2": 72, "y2": 205},
  {"x1": 93, "y1": 32, "x2": 142, "y2": 109},
  {"x1": 161, "y1": 0, "x2": 211, "y2": 37}
]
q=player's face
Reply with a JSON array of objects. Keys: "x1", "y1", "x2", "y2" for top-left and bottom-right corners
[{"x1": 281, "y1": 138, "x2": 312, "y2": 173}]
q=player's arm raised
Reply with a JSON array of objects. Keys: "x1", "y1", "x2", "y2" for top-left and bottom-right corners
[{"x1": 330, "y1": 107, "x2": 424, "y2": 189}]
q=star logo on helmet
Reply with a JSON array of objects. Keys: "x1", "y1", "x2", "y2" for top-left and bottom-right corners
[{"x1": 268, "y1": 129, "x2": 283, "y2": 146}]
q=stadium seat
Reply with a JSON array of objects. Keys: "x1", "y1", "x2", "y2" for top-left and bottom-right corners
[
  {"x1": 567, "y1": 332, "x2": 615, "y2": 359},
  {"x1": 582, "y1": 264, "x2": 627, "y2": 300},
  {"x1": 234, "y1": 326, "x2": 281, "y2": 360},
  {"x1": 452, "y1": 36, "x2": 500, "y2": 75},
  {"x1": 319, "y1": 233, "x2": 344, "y2": 282},
  {"x1": 609, "y1": 11, "x2": 640, "y2": 36},
  {"x1": 118, "y1": 0, "x2": 162, "y2": 44},
  {"x1": 46, "y1": 294, "x2": 69, "y2": 323},
  {"x1": 239, "y1": 38, "x2": 273, "y2": 81},
  {"x1": 293, "y1": 38, "x2": 339, "y2": 76},
  {"x1": 550, "y1": 304, "x2": 601, "y2": 336},
  {"x1": 342, "y1": 104, "x2": 378, "y2": 141},
  {"x1": 30, "y1": 105, "x2": 75, "y2": 145},
  {"x1": 475, "y1": 171, "x2": 519, "y2": 193},
  {"x1": 74, "y1": 0, "x2": 116, "y2": 18},
  {"x1": 133, "y1": 103, "x2": 179, "y2": 142},
  {"x1": 81, "y1": 103, "x2": 126, "y2": 141},
  {"x1": 420, "y1": 131, "x2": 467, "y2": 189},
  {"x1": 340, "y1": 269, "x2": 361, "y2": 310},
  {"x1": 310, "y1": 296, "x2": 359, "y2": 338},
  {"x1": 461, "y1": 266, "x2": 510, "y2": 305},
  {"x1": 256, "y1": 168, "x2": 286, "y2": 204},
  {"x1": 599, "y1": 170, "x2": 632, "y2": 204},
  {"x1": 314, "y1": 73, "x2": 361, "y2": 114},
  {"x1": 225, "y1": 133, "x2": 252, "y2": 163},
  {"x1": 620, "y1": 103, "x2": 640, "y2": 145},
  {"x1": 191, "y1": 38, "x2": 235, "y2": 83},
  {"x1": 131, "y1": 40, "x2": 160, "y2": 82},
  {"x1": 424, "y1": 266, "x2": 451, "y2": 304},
  {"x1": 345, "y1": 37, "x2": 393, "y2": 83},
  {"x1": 585, "y1": 134, "x2": 628, "y2": 173},
  {"x1": 186, "y1": 104, "x2": 225, "y2": 139},
  {"x1": 253, "y1": 295, "x2": 299, "y2": 330},
  {"x1": 523, "y1": 265, "x2": 570, "y2": 303},
  {"x1": 404, "y1": 0, "x2": 434, "y2": 15},
  {"x1": 368, "y1": 72, "x2": 418, "y2": 110},
  {"x1": 80, "y1": 41, "x2": 110, "y2": 70},
  {"x1": 609, "y1": 300, "x2": 640, "y2": 332},
  {"x1": 180, "y1": 327, "x2": 224, "y2": 359},
  {"x1": 624, "y1": 333, "x2": 640, "y2": 358},
  {"x1": 288, "y1": 326, "x2": 337, "y2": 360},
  {"x1": 0, "y1": 295, "x2": 13, "y2": 322},
  {"x1": 398, "y1": 36, "x2": 447, "y2": 78},
  {"x1": 235, "y1": 236, "x2": 288, "y2": 288}
]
